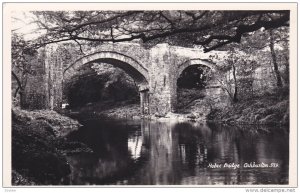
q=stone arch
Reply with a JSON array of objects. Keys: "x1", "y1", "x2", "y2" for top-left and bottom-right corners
[
  {"x1": 63, "y1": 51, "x2": 150, "y2": 114},
  {"x1": 177, "y1": 58, "x2": 217, "y2": 80},
  {"x1": 63, "y1": 51, "x2": 149, "y2": 87},
  {"x1": 175, "y1": 58, "x2": 220, "y2": 112}
]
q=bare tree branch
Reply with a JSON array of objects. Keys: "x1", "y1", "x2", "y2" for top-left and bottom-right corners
[
  {"x1": 194, "y1": 12, "x2": 289, "y2": 52},
  {"x1": 73, "y1": 39, "x2": 85, "y2": 55}
]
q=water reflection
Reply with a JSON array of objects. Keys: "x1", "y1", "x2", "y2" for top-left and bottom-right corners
[{"x1": 65, "y1": 119, "x2": 289, "y2": 185}]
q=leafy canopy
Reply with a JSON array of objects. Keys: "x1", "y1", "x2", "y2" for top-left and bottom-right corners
[{"x1": 25, "y1": 10, "x2": 289, "y2": 52}]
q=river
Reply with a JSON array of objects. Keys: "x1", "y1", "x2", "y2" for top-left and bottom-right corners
[{"x1": 64, "y1": 118, "x2": 289, "y2": 185}]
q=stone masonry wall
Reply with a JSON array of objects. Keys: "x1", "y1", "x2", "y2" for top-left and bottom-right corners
[
  {"x1": 22, "y1": 42, "x2": 228, "y2": 115},
  {"x1": 148, "y1": 44, "x2": 174, "y2": 116},
  {"x1": 45, "y1": 45, "x2": 64, "y2": 110}
]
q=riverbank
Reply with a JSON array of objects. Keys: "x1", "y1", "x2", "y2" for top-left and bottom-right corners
[
  {"x1": 66, "y1": 100, "x2": 141, "y2": 120},
  {"x1": 67, "y1": 102, "x2": 209, "y2": 122},
  {"x1": 65, "y1": 87, "x2": 289, "y2": 126},
  {"x1": 12, "y1": 107, "x2": 93, "y2": 185},
  {"x1": 207, "y1": 95, "x2": 289, "y2": 126}
]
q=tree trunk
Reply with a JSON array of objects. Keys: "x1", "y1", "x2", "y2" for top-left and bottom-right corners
[
  {"x1": 12, "y1": 71, "x2": 24, "y2": 94},
  {"x1": 12, "y1": 71, "x2": 24, "y2": 107},
  {"x1": 14, "y1": 86, "x2": 20, "y2": 98},
  {"x1": 232, "y1": 63, "x2": 238, "y2": 102},
  {"x1": 269, "y1": 30, "x2": 283, "y2": 88},
  {"x1": 283, "y1": 55, "x2": 289, "y2": 85}
]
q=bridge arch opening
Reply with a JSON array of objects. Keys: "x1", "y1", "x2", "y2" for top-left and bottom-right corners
[
  {"x1": 63, "y1": 52, "x2": 150, "y2": 115},
  {"x1": 64, "y1": 52, "x2": 149, "y2": 85},
  {"x1": 175, "y1": 59, "x2": 217, "y2": 115}
]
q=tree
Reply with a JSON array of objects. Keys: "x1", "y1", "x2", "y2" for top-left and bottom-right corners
[
  {"x1": 231, "y1": 59, "x2": 238, "y2": 102},
  {"x1": 242, "y1": 26, "x2": 289, "y2": 88},
  {"x1": 15, "y1": 10, "x2": 289, "y2": 53},
  {"x1": 210, "y1": 45, "x2": 262, "y2": 103},
  {"x1": 215, "y1": 50, "x2": 240, "y2": 103},
  {"x1": 269, "y1": 29, "x2": 283, "y2": 88},
  {"x1": 11, "y1": 33, "x2": 37, "y2": 106},
  {"x1": 216, "y1": 25, "x2": 289, "y2": 97}
]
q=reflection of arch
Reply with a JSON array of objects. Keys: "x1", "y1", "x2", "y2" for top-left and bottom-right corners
[
  {"x1": 177, "y1": 59, "x2": 217, "y2": 79},
  {"x1": 63, "y1": 51, "x2": 149, "y2": 85}
]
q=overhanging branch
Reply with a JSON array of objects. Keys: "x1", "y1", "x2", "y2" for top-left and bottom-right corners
[{"x1": 195, "y1": 13, "x2": 289, "y2": 52}]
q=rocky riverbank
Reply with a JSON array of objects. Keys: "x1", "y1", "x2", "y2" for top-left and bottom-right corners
[{"x1": 12, "y1": 107, "x2": 93, "y2": 185}]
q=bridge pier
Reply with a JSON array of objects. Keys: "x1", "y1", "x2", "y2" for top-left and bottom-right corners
[
  {"x1": 148, "y1": 44, "x2": 177, "y2": 116},
  {"x1": 140, "y1": 89, "x2": 150, "y2": 115}
]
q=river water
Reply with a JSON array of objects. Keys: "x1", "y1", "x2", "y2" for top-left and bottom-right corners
[{"x1": 64, "y1": 119, "x2": 289, "y2": 185}]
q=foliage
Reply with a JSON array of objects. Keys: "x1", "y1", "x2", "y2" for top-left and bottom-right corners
[
  {"x1": 177, "y1": 88, "x2": 206, "y2": 110},
  {"x1": 12, "y1": 170, "x2": 36, "y2": 185},
  {"x1": 12, "y1": 107, "x2": 77, "y2": 184},
  {"x1": 13, "y1": 11, "x2": 289, "y2": 52},
  {"x1": 11, "y1": 33, "x2": 37, "y2": 102},
  {"x1": 12, "y1": 106, "x2": 81, "y2": 137},
  {"x1": 64, "y1": 63, "x2": 139, "y2": 108},
  {"x1": 208, "y1": 25, "x2": 289, "y2": 102},
  {"x1": 177, "y1": 65, "x2": 212, "y2": 89},
  {"x1": 207, "y1": 95, "x2": 289, "y2": 126},
  {"x1": 12, "y1": 33, "x2": 36, "y2": 69}
]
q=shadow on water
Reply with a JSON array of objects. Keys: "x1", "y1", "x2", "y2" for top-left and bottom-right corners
[{"x1": 63, "y1": 118, "x2": 289, "y2": 185}]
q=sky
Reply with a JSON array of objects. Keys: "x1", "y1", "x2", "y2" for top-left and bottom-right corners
[{"x1": 11, "y1": 11, "x2": 45, "y2": 40}]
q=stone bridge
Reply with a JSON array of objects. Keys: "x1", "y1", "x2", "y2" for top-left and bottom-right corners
[{"x1": 23, "y1": 42, "x2": 225, "y2": 116}]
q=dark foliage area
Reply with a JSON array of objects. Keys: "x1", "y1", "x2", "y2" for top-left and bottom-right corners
[
  {"x1": 177, "y1": 65, "x2": 210, "y2": 89},
  {"x1": 207, "y1": 86, "x2": 289, "y2": 125},
  {"x1": 11, "y1": 108, "x2": 93, "y2": 185},
  {"x1": 12, "y1": 114, "x2": 70, "y2": 184},
  {"x1": 65, "y1": 70, "x2": 139, "y2": 108}
]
